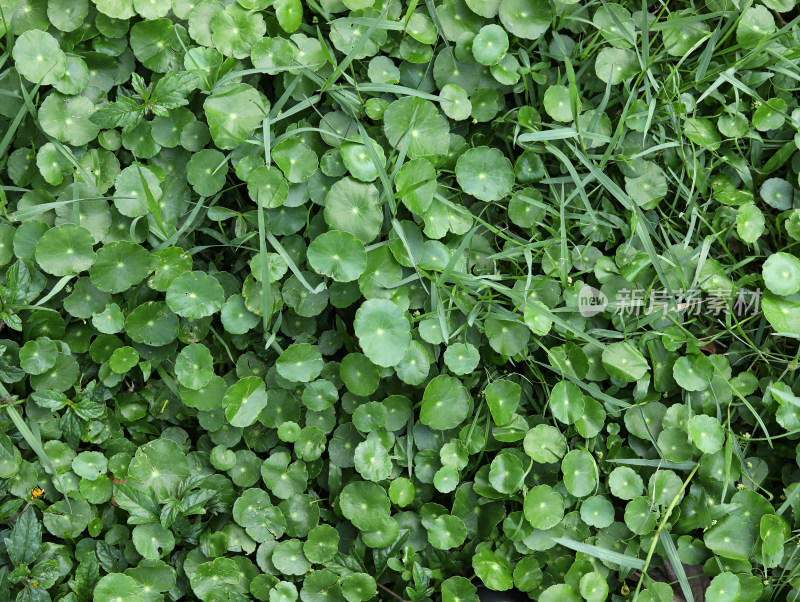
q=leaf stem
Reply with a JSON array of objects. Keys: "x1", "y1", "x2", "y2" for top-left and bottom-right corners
[{"x1": 377, "y1": 582, "x2": 408, "y2": 602}]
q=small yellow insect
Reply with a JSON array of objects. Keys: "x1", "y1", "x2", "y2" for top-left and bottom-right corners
[{"x1": 30, "y1": 486, "x2": 45, "y2": 501}]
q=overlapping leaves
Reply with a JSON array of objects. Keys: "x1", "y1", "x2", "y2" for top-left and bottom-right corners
[{"x1": 1, "y1": 0, "x2": 800, "y2": 601}]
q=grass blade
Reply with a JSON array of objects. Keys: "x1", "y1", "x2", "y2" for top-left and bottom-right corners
[
  {"x1": 553, "y1": 538, "x2": 646, "y2": 570},
  {"x1": 661, "y1": 528, "x2": 694, "y2": 602}
]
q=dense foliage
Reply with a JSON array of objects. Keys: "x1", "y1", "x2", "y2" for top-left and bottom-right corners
[{"x1": 1, "y1": 0, "x2": 800, "y2": 600}]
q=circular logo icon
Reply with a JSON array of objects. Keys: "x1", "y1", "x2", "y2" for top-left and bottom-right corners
[{"x1": 577, "y1": 285, "x2": 608, "y2": 317}]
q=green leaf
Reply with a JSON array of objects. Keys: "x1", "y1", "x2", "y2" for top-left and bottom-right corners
[
  {"x1": 549, "y1": 380, "x2": 585, "y2": 424},
  {"x1": 524, "y1": 424, "x2": 567, "y2": 463},
  {"x1": 187, "y1": 149, "x2": 229, "y2": 196},
  {"x1": 562, "y1": 449, "x2": 597, "y2": 497},
  {"x1": 189, "y1": 557, "x2": 241, "y2": 600},
  {"x1": 304, "y1": 524, "x2": 340, "y2": 563},
  {"x1": 94, "y1": 574, "x2": 144, "y2": 602},
  {"x1": 473, "y1": 548, "x2": 513, "y2": 591},
  {"x1": 307, "y1": 230, "x2": 367, "y2": 282},
  {"x1": 13, "y1": 30, "x2": 67, "y2": 85},
  {"x1": 455, "y1": 146, "x2": 515, "y2": 201},
  {"x1": 684, "y1": 117, "x2": 721, "y2": 150},
  {"x1": 4, "y1": 508, "x2": 42, "y2": 567},
  {"x1": 223, "y1": 376, "x2": 269, "y2": 427},
  {"x1": 39, "y1": 93, "x2": 100, "y2": 146},
  {"x1": 485, "y1": 379, "x2": 521, "y2": 426},
  {"x1": 608, "y1": 466, "x2": 644, "y2": 500},
  {"x1": 383, "y1": 97, "x2": 450, "y2": 158},
  {"x1": 132, "y1": 523, "x2": 175, "y2": 559},
  {"x1": 35, "y1": 224, "x2": 96, "y2": 276},
  {"x1": 595, "y1": 48, "x2": 638, "y2": 85},
  {"x1": 114, "y1": 164, "x2": 162, "y2": 218},
  {"x1": 704, "y1": 515, "x2": 753, "y2": 560},
  {"x1": 472, "y1": 24, "x2": 509, "y2": 66},
  {"x1": 760, "y1": 513, "x2": 789, "y2": 556},
  {"x1": 354, "y1": 437, "x2": 392, "y2": 482},
  {"x1": 498, "y1": 0, "x2": 551, "y2": 40},
  {"x1": 127, "y1": 438, "x2": 190, "y2": 502},
  {"x1": 275, "y1": 0, "x2": 303, "y2": 33},
  {"x1": 354, "y1": 299, "x2": 411, "y2": 367},
  {"x1": 428, "y1": 514, "x2": 467, "y2": 549},
  {"x1": 72, "y1": 451, "x2": 108, "y2": 480},
  {"x1": 19, "y1": 338, "x2": 58, "y2": 375},
  {"x1": 706, "y1": 572, "x2": 740, "y2": 602},
  {"x1": 324, "y1": 177, "x2": 383, "y2": 243},
  {"x1": 247, "y1": 165, "x2": 289, "y2": 208},
  {"x1": 175, "y1": 343, "x2": 214, "y2": 390},
  {"x1": 339, "y1": 481, "x2": 391, "y2": 531},
  {"x1": 273, "y1": 138, "x2": 318, "y2": 183},
  {"x1": 488, "y1": 453, "x2": 524, "y2": 494},
  {"x1": 166, "y1": 271, "x2": 225, "y2": 318},
  {"x1": 91, "y1": 96, "x2": 145, "y2": 132},
  {"x1": 601, "y1": 342, "x2": 649, "y2": 383},
  {"x1": 125, "y1": 301, "x2": 179, "y2": 346},
  {"x1": 90, "y1": 241, "x2": 152, "y2": 293},
  {"x1": 688, "y1": 414, "x2": 725, "y2": 454},
  {"x1": 524, "y1": 485, "x2": 564, "y2": 529},
  {"x1": 420, "y1": 375, "x2": 471, "y2": 430},
  {"x1": 204, "y1": 83, "x2": 268, "y2": 149},
  {"x1": 763, "y1": 252, "x2": 800, "y2": 296},
  {"x1": 276, "y1": 343, "x2": 323, "y2": 383},
  {"x1": 736, "y1": 6, "x2": 775, "y2": 48}
]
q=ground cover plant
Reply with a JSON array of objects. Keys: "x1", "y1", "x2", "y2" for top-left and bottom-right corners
[{"x1": 0, "y1": 0, "x2": 800, "y2": 600}]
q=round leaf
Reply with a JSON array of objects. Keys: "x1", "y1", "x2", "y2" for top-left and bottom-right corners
[
  {"x1": 354, "y1": 299, "x2": 411, "y2": 367},
  {"x1": 166, "y1": 271, "x2": 225, "y2": 318},
  {"x1": 428, "y1": 515, "x2": 467, "y2": 549},
  {"x1": 13, "y1": 30, "x2": 66, "y2": 85},
  {"x1": 455, "y1": 146, "x2": 514, "y2": 202},
  {"x1": 420, "y1": 375, "x2": 471, "y2": 430},
  {"x1": 307, "y1": 230, "x2": 367, "y2": 282},
  {"x1": 276, "y1": 343, "x2": 323, "y2": 383},
  {"x1": 35, "y1": 224, "x2": 96, "y2": 276}
]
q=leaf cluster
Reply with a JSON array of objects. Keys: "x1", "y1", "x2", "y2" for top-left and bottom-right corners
[{"x1": 1, "y1": 0, "x2": 800, "y2": 601}]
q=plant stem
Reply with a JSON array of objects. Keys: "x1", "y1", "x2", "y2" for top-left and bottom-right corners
[{"x1": 377, "y1": 582, "x2": 409, "y2": 602}]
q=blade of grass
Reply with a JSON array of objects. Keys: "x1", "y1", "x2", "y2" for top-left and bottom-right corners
[
  {"x1": 257, "y1": 117, "x2": 274, "y2": 335},
  {"x1": 34, "y1": 275, "x2": 73, "y2": 307},
  {"x1": 607, "y1": 458, "x2": 696, "y2": 470},
  {"x1": 553, "y1": 538, "x2": 647, "y2": 570},
  {"x1": 660, "y1": 528, "x2": 695, "y2": 602},
  {"x1": 265, "y1": 231, "x2": 324, "y2": 294}
]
